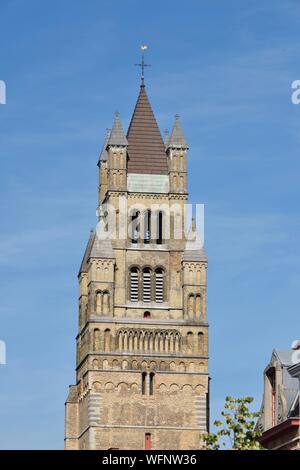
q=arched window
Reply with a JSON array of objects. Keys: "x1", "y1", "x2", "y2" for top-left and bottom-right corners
[
  {"x1": 131, "y1": 210, "x2": 140, "y2": 243},
  {"x1": 143, "y1": 210, "x2": 151, "y2": 244},
  {"x1": 187, "y1": 332, "x2": 194, "y2": 352},
  {"x1": 130, "y1": 267, "x2": 139, "y2": 302},
  {"x1": 104, "y1": 328, "x2": 111, "y2": 352},
  {"x1": 144, "y1": 311, "x2": 151, "y2": 319},
  {"x1": 143, "y1": 268, "x2": 152, "y2": 302},
  {"x1": 93, "y1": 328, "x2": 100, "y2": 350},
  {"x1": 149, "y1": 372, "x2": 155, "y2": 396},
  {"x1": 198, "y1": 332, "x2": 204, "y2": 354},
  {"x1": 96, "y1": 291, "x2": 102, "y2": 314},
  {"x1": 155, "y1": 268, "x2": 164, "y2": 303},
  {"x1": 142, "y1": 372, "x2": 147, "y2": 396},
  {"x1": 188, "y1": 294, "x2": 195, "y2": 317}
]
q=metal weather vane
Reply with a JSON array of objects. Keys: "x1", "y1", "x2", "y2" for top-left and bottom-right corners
[{"x1": 135, "y1": 45, "x2": 151, "y2": 86}]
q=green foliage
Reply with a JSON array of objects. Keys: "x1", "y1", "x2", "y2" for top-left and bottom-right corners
[{"x1": 201, "y1": 396, "x2": 265, "y2": 450}]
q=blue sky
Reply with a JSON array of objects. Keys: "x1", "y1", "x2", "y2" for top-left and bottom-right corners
[{"x1": 0, "y1": 0, "x2": 300, "y2": 449}]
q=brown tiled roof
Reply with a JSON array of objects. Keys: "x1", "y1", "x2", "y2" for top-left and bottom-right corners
[{"x1": 127, "y1": 85, "x2": 168, "y2": 174}]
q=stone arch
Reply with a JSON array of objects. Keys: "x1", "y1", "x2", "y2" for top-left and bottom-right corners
[
  {"x1": 123, "y1": 330, "x2": 128, "y2": 350},
  {"x1": 102, "y1": 290, "x2": 110, "y2": 314},
  {"x1": 122, "y1": 360, "x2": 128, "y2": 370},
  {"x1": 198, "y1": 331, "x2": 204, "y2": 354},
  {"x1": 104, "y1": 328, "x2": 111, "y2": 352},
  {"x1": 130, "y1": 383, "x2": 139, "y2": 394},
  {"x1": 128, "y1": 330, "x2": 134, "y2": 351},
  {"x1": 173, "y1": 174, "x2": 178, "y2": 190},
  {"x1": 133, "y1": 331, "x2": 139, "y2": 350},
  {"x1": 187, "y1": 331, "x2": 194, "y2": 352},
  {"x1": 138, "y1": 331, "x2": 143, "y2": 350},
  {"x1": 170, "y1": 383, "x2": 180, "y2": 394},
  {"x1": 143, "y1": 332, "x2": 149, "y2": 351},
  {"x1": 112, "y1": 359, "x2": 120, "y2": 370},
  {"x1": 157, "y1": 383, "x2": 167, "y2": 394},
  {"x1": 118, "y1": 330, "x2": 123, "y2": 350},
  {"x1": 92, "y1": 359, "x2": 99, "y2": 369},
  {"x1": 188, "y1": 294, "x2": 195, "y2": 318},
  {"x1": 175, "y1": 333, "x2": 181, "y2": 352},
  {"x1": 180, "y1": 154, "x2": 185, "y2": 171},
  {"x1": 194, "y1": 384, "x2": 205, "y2": 395},
  {"x1": 96, "y1": 291, "x2": 102, "y2": 314},
  {"x1": 102, "y1": 359, "x2": 109, "y2": 370},
  {"x1": 92, "y1": 381, "x2": 101, "y2": 392},
  {"x1": 104, "y1": 382, "x2": 114, "y2": 391},
  {"x1": 93, "y1": 328, "x2": 100, "y2": 351},
  {"x1": 180, "y1": 175, "x2": 184, "y2": 190},
  {"x1": 117, "y1": 382, "x2": 129, "y2": 393},
  {"x1": 182, "y1": 384, "x2": 193, "y2": 394}
]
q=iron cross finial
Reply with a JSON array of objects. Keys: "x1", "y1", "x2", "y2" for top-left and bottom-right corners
[{"x1": 135, "y1": 45, "x2": 151, "y2": 86}]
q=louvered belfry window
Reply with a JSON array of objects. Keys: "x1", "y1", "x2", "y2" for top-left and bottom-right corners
[
  {"x1": 155, "y1": 269, "x2": 164, "y2": 303},
  {"x1": 130, "y1": 268, "x2": 139, "y2": 302},
  {"x1": 143, "y1": 268, "x2": 152, "y2": 303}
]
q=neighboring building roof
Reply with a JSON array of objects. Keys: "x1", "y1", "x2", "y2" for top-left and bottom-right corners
[
  {"x1": 97, "y1": 128, "x2": 111, "y2": 165},
  {"x1": 275, "y1": 349, "x2": 296, "y2": 366},
  {"x1": 79, "y1": 229, "x2": 95, "y2": 274},
  {"x1": 273, "y1": 349, "x2": 299, "y2": 418},
  {"x1": 107, "y1": 112, "x2": 128, "y2": 147},
  {"x1": 169, "y1": 114, "x2": 188, "y2": 149},
  {"x1": 256, "y1": 346, "x2": 299, "y2": 449},
  {"x1": 127, "y1": 85, "x2": 168, "y2": 174}
]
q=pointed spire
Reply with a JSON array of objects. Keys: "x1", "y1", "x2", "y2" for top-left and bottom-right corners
[
  {"x1": 78, "y1": 229, "x2": 96, "y2": 275},
  {"x1": 97, "y1": 128, "x2": 111, "y2": 166},
  {"x1": 107, "y1": 112, "x2": 128, "y2": 147},
  {"x1": 164, "y1": 129, "x2": 170, "y2": 148},
  {"x1": 127, "y1": 86, "x2": 168, "y2": 174},
  {"x1": 169, "y1": 114, "x2": 188, "y2": 149},
  {"x1": 90, "y1": 207, "x2": 115, "y2": 259}
]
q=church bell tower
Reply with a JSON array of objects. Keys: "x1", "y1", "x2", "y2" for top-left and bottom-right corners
[{"x1": 64, "y1": 70, "x2": 209, "y2": 450}]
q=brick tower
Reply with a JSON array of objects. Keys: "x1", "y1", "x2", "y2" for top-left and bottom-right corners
[{"x1": 64, "y1": 78, "x2": 209, "y2": 450}]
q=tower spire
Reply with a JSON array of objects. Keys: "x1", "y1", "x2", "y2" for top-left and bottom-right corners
[
  {"x1": 135, "y1": 45, "x2": 151, "y2": 87},
  {"x1": 169, "y1": 114, "x2": 189, "y2": 149},
  {"x1": 107, "y1": 112, "x2": 128, "y2": 147}
]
